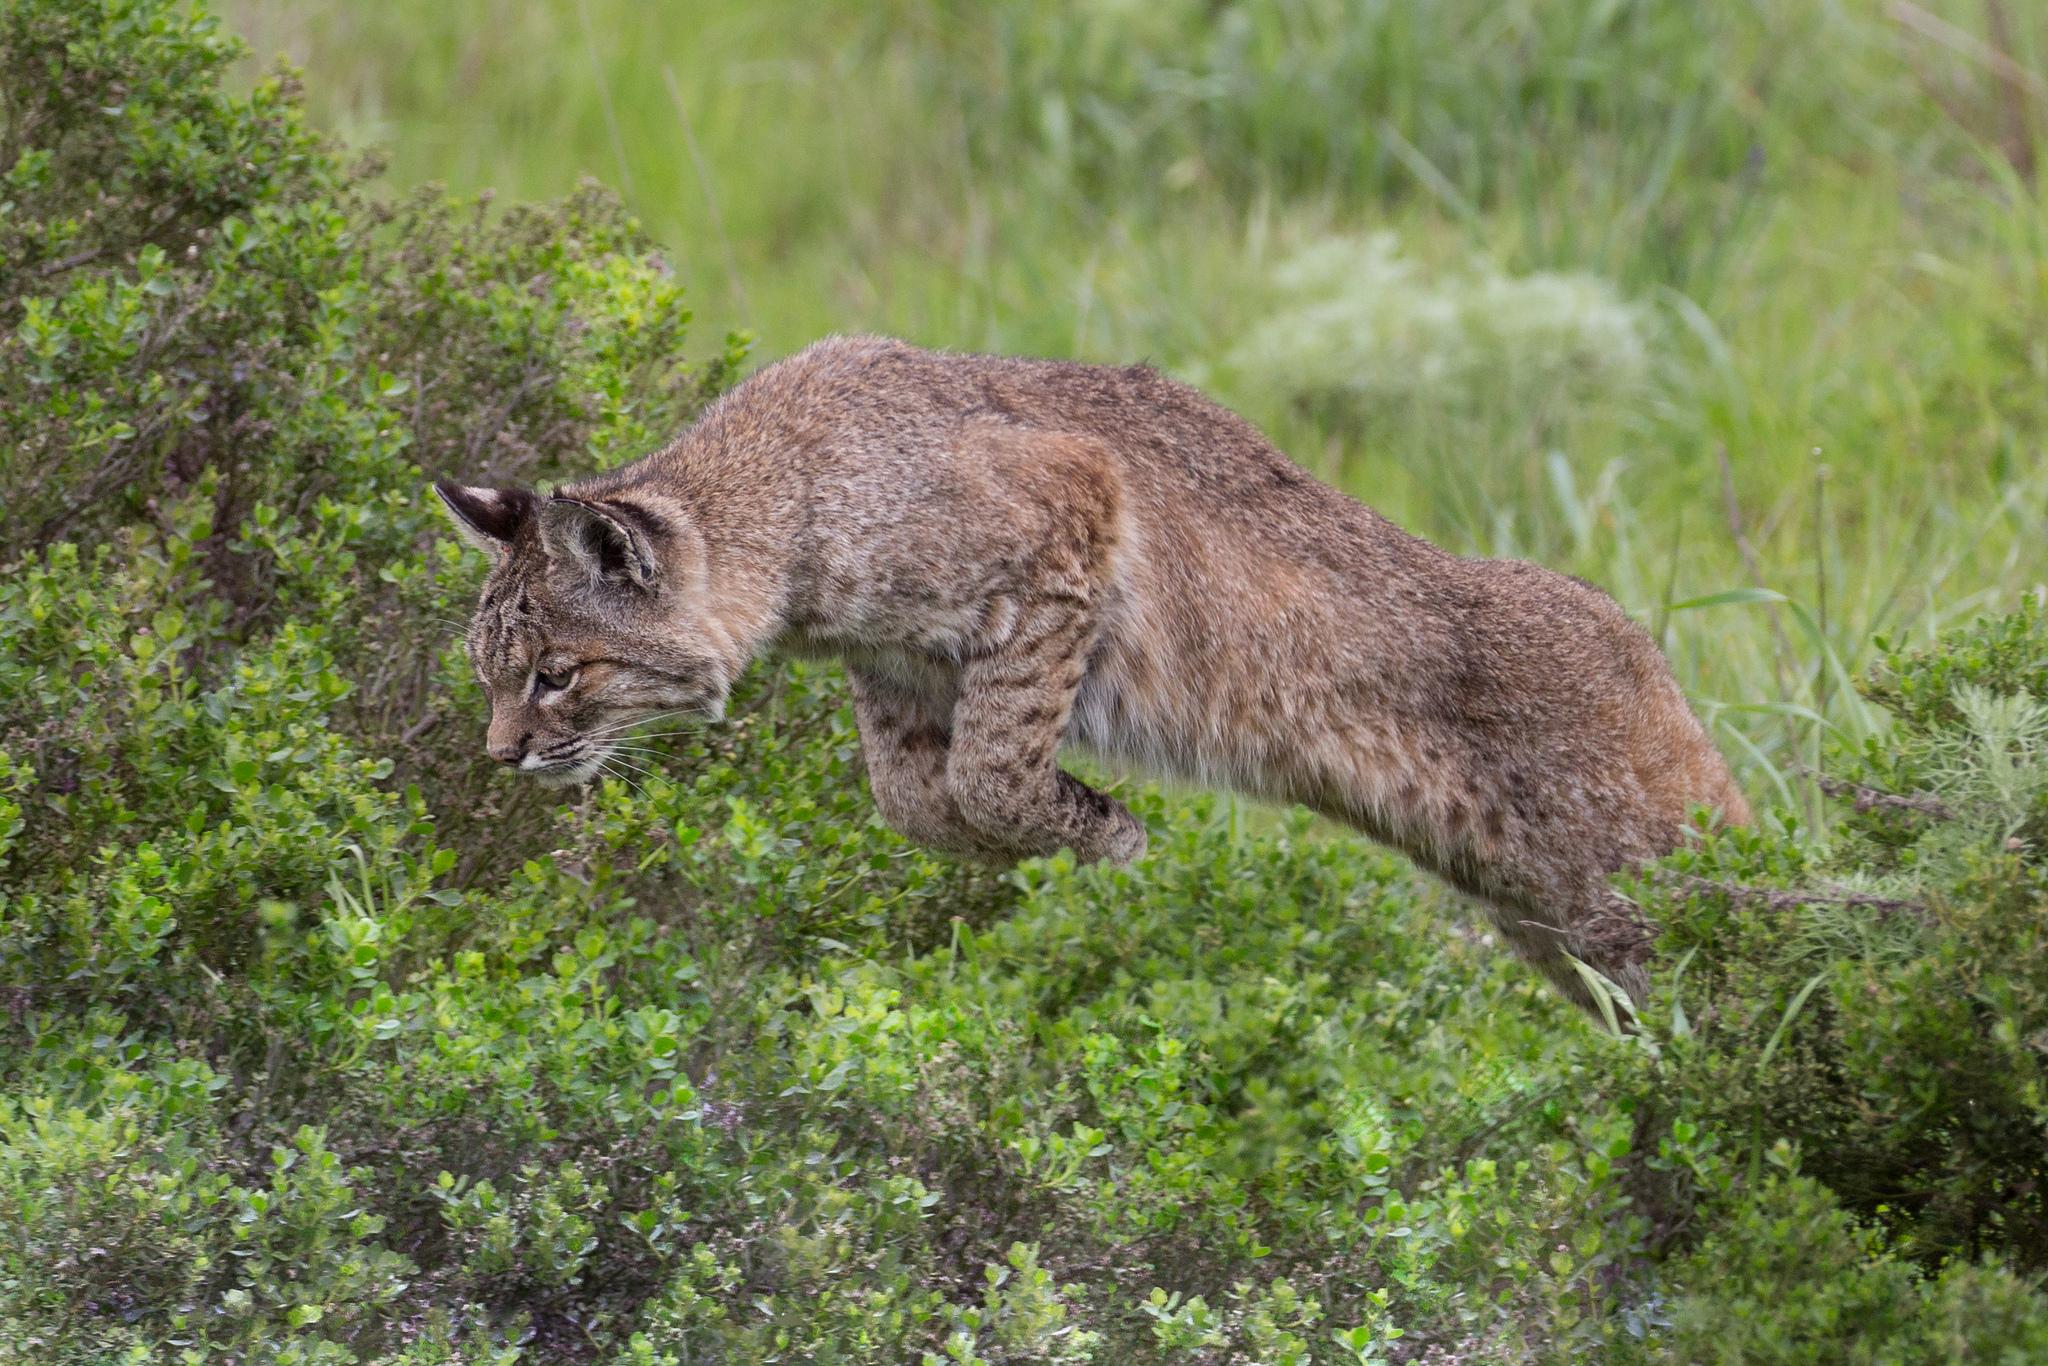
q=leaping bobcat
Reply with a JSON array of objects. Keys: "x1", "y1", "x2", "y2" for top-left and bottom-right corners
[{"x1": 437, "y1": 335, "x2": 1747, "y2": 1009}]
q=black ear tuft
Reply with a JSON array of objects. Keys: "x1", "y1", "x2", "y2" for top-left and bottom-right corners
[
  {"x1": 539, "y1": 495, "x2": 661, "y2": 590},
  {"x1": 434, "y1": 481, "x2": 536, "y2": 554}
]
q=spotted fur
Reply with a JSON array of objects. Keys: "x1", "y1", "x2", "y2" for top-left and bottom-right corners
[{"x1": 438, "y1": 335, "x2": 1748, "y2": 1009}]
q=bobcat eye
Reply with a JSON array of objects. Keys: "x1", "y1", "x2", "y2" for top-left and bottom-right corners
[{"x1": 534, "y1": 665, "x2": 577, "y2": 694}]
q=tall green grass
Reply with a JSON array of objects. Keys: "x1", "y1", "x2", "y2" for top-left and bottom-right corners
[{"x1": 228, "y1": 0, "x2": 2048, "y2": 808}]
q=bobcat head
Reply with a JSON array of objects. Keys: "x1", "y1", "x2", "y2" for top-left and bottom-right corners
[{"x1": 435, "y1": 480, "x2": 736, "y2": 785}]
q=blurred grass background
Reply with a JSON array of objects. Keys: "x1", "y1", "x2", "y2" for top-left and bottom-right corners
[{"x1": 227, "y1": 0, "x2": 2048, "y2": 810}]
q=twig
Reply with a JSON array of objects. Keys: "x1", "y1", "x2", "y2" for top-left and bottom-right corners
[
  {"x1": 1570, "y1": 871, "x2": 1934, "y2": 963},
  {"x1": 1655, "y1": 872, "x2": 1928, "y2": 919},
  {"x1": 36, "y1": 246, "x2": 102, "y2": 277},
  {"x1": 1809, "y1": 772, "x2": 1951, "y2": 819}
]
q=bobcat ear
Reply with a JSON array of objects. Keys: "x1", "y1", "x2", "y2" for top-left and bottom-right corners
[
  {"x1": 539, "y1": 495, "x2": 661, "y2": 590},
  {"x1": 433, "y1": 481, "x2": 535, "y2": 555}
]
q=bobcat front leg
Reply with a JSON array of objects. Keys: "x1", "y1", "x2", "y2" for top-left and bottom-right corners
[
  {"x1": 850, "y1": 424, "x2": 1143, "y2": 866},
  {"x1": 850, "y1": 641, "x2": 1144, "y2": 866},
  {"x1": 945, "y1": 597, "x2": 1146, "y2": 865},
  {"x1": 849, "y1": 668, "x2": 994, "y2": 860}
]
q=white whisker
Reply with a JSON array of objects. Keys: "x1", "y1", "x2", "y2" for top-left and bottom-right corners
[
  {"x1": 597, "y1": 756, "x2": 652, "y2": 801},
  {"x1": 585, "y1": 708, "x2": 693, "y2": 739},
  {"x1": 600, "y1": 752, "x2": 663, "y2": 783}
]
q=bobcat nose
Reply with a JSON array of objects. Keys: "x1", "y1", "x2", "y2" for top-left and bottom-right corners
[{"x1": 487, "y1": 732, "x2": 532, "y2": 766}]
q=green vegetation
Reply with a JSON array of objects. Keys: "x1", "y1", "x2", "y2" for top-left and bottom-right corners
[{"x1": 4, "y1": 0, "x2": 2048, "y2": 1360}]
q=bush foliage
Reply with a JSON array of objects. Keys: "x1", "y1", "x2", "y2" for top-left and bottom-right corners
[{"x1": 5, "y1": 2, "x2": 2048, "y2": 1361}]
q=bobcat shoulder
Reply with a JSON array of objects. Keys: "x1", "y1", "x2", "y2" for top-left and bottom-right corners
[{"x1": 438, "y1": 334, "x2": 1747, "y2": 1009}]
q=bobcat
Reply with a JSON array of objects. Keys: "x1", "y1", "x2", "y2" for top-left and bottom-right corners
[{"x1": 438, "y1": 335, "x2": 1748, "y2": 1009}]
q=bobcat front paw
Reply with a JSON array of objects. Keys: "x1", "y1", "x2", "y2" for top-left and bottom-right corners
[
  {"x1": 1068, "y1": 785, "x2": 1146, "y2": 865},
  {"x1": 952, "y1": 770, "x2": 1146, "y2": 866},
  {"x1": 1097, "y1": 802, "x2": 1148, "y2": 864}
]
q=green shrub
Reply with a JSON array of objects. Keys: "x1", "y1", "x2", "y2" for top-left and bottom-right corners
[
  {"x1": 1620, "y1": 597, "x2": 2048, "y2": 1272},
  {"x1": 1647, "y1": 1175, "x2": 2048, "y2": 1364}
]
